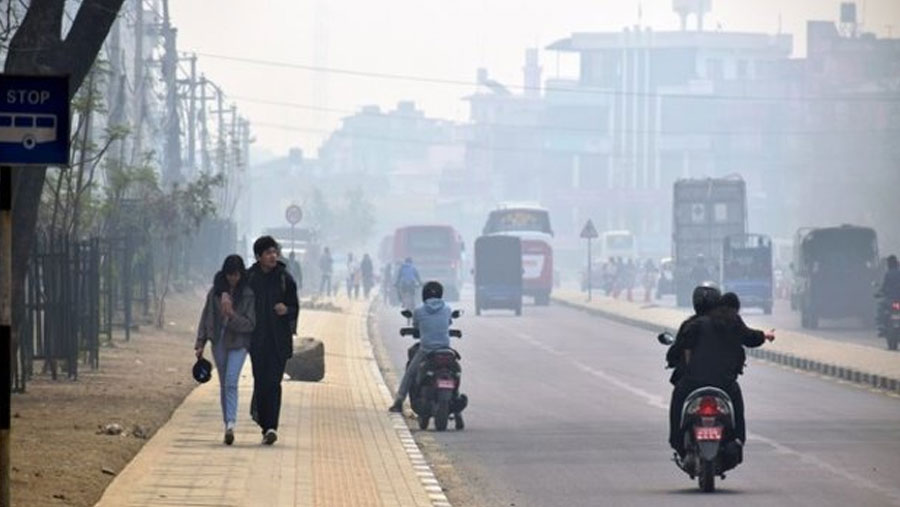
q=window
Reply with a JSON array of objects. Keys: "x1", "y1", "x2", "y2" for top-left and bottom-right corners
[
  {"x1": 737, "y1": 60, "x2": 749, "y2": 79},
  {"x1": 35, "y1": 117, "x2": 55, "y2": 128},
  {"x1": 0, "y1": 116, "x2": 11, "y2": 127},
  {"x1": 14, "y1": 116, "x2": 33, "y2": 128}
]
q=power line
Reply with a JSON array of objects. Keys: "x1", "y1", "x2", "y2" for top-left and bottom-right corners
[
  {"x1": 234, "y1": 95, "x2": 900, "y2": 137},
  {"x1": 195, "y1": 51, "x2": 900, "y2": 104}
]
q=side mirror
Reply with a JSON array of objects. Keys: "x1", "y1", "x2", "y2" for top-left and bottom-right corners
[
  {"x1": 451, "y1": 310, "x2": 462, "y2": 319},
  {"x1": 657, "y1": 332, "x2": 674, "y2": 346},
  {"x1": 401, "y1": 309, "x2": 413, "y2": 319}
]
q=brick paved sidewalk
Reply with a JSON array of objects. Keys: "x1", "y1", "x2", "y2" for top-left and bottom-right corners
[
  {"x1": 95, "y1": 300, "x2": 448, "y2": 507},
  {"x1": 553, "y1": 290, "x2": 900, "y2": 393}
]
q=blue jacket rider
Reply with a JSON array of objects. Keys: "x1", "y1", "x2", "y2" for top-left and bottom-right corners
[{"x1": 389, "y1": 281, "x2": 453, "y2": 412}]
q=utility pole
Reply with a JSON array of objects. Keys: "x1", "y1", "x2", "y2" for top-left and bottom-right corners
[
  {"x1": 162, "y1": 0, "x2": 182, "y2": 187},
  {"x1": 199, "y1": 75, "x2": 211, "y2": 174},
  {"x1": 187, "y1": 54, "x2": 197, "y2": 177},
  {"x1": 131, "y1": 0, "x2": 145, "y2": 166}
]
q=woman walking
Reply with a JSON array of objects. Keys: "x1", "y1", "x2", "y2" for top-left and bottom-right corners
[{"x1": 195, "y1": 254, "x2": 256, "y2": 445}]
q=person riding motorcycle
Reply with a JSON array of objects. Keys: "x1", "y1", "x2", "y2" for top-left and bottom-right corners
[
  {"x1": 388, "y1": 281, "x2": 453, "y2": 413},
  {"x1": 395, "y1": 257, "x2": 422, "y2": 307},
  {"x1": 666, "y1": 286, "x2": 773, "y2": 462},
  {"x1": 877, "y1": 255, "x2": 900, "y2": 336}
]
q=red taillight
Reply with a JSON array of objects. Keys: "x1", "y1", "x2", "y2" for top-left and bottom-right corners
[
  {"x1": 697, "y1": 396, "x2": 720, "y2": 417},
  {"x1": 892, "y1": 301, "x2": 900, "y2": 311}
]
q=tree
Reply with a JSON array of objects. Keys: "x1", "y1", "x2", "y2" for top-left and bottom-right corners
[{"x1": 2, "y1": 4, "x2": 125, "y2": 503}]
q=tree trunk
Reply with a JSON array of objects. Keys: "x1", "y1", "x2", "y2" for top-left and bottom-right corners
[{"x1": 3, "y1": 0, "x2": 126, "y2": 390}]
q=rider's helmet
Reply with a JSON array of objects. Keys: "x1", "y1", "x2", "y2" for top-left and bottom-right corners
[
  {"x1": 422, "y1": 280, "x2": 443, "y2": 301},
  {"x1": 720, "y1": 292, "x2": 741, "y2": 312},
  {"x1": 692, "y1": 283, "x2": 721, "y2": 315},
  {"x1": 192, "y1": 357, "x2": 213, "y2": 383}
]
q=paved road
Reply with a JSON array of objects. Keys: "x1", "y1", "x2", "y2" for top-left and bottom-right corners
[
  {"x1": 571, "y1": 282, "x2": 885, "y2": 350},
  {"x1": 377, "y1": 291, "x2": 900, "y2": 507}
]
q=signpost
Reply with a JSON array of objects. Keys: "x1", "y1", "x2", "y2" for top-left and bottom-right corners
[
  {"x1": 580, "y1": 219, "x2": 599, "y2": 302},
  {"x1": 0, "y1": 74, "x2": 70, "y2": 507},
  {"x1": 285, "y1": 204, "x2": 303, "y2": 252}
]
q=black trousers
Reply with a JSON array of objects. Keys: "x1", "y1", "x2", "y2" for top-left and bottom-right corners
[
  {"x1": 250, "y1": 346, "x2": 288, "y2": 433},
  {"x1": 668, "y1": 379, "x2": 745, "y2": 453}
]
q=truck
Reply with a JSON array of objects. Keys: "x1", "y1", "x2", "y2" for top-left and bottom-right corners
[
  {"x1": 672, "y1": 176, "x2": 747, "y2": 307},
  {"x1": 790, "y1": 225, "x2": 879, "y2": 329}
]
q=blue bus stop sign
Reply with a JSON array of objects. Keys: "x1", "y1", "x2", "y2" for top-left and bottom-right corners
[{"x1": 0, "y1": 75, "x2": 70, "y2": 166}]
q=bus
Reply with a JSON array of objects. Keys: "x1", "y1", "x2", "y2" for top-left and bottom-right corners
[
  {"x1": 600, "y1": 230, "x2": 637, "y2": 261},
  {"x1": 721, "y1": 234, "x2": 773, "y2": 314},
  {"x1": 392, "y1": 225, "x2": 465, "y2": 301},
  {"x1": 482, "y1": 204, "x2": 554, "y2": 305}
]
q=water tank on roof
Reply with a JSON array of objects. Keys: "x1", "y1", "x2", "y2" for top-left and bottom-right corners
[{"x1": 840, "y1": 2, "x2": 857, "y2": 24}]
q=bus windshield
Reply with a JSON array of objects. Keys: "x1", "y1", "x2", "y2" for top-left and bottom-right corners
[{"x1": 483, "y1": 208, "x2": 553, "y2": 235}]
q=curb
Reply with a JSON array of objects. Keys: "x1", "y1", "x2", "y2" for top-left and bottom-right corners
[
  {"x1": 359, "y1": 302, "x2": 453, "y2": 507},
  {"x1": 552, "y1": 296, "x2": 900, "y2": 396}
]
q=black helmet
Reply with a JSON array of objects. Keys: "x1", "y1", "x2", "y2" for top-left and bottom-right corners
[
  {"x1": 720, "y1": 292, "x2": 741, "y2": 312},
  {"x1": 192, "y1": 357, "x2": 213, "y2": 383},
  {"x1": 422, "y1": 280, "x2": 443, "y2": 301},
  {"x1": 692, "y1": 284, "x2": 721, "y2": 315}
]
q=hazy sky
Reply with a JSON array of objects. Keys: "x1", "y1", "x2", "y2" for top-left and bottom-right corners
[{"x1": 170, "y1": 0, "x2": 900, "y2": 159}]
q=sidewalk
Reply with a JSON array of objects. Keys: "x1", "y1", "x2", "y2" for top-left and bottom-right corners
[
  {"x1": 95, "y1": 299, "x2": 450, "y2": 507},
  {"x1": 553, "y1": 290, "x2": 900, "y2": 394}
]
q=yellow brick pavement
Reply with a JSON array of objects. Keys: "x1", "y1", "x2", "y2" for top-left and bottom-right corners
[{"x1": 95, "y1": 300, "x2": 438, "y2": 507}]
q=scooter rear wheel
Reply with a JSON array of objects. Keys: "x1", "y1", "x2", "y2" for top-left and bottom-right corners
[
  {"x1": 699, "y1": 460, "x2": 716, "y2": 493},
  {"x1": 434, "y1": 400, "x2": 450, "y2": 431}
]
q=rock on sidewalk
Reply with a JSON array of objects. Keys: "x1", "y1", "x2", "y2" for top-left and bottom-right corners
[{"x1": 285, "y1": 337, "x2": 325, "y2": 382}]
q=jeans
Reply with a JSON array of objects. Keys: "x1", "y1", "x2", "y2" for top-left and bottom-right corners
[
  {"x1": 211, "y1": 339, "x2": 248, "y2": 426},
  {"x1": 319, "y1": 273, "x2": 331, "y2": 296},
  {"x1": 395, "y1": 347, "x2": 429, "y2": 403}
]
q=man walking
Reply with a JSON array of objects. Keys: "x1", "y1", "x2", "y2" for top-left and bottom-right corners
[{"x1": 247, "y1": 236, "x2": 299, "y2": 445}]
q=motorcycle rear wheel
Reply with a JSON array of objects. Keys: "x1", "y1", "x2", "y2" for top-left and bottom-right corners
[
  {"x1": 434, "y1": 400, "x2": 450, "y2": 431},
  {"x1": 699, "y1": 460, "x2": 716, "y2": 493}
]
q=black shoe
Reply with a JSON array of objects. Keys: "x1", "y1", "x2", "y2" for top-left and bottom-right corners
[
  {"x1": 388, "y1": 401, "x2": 403, "y2": 413},
  {"x1": 263, "y1": 429, "x2": 278, "y2": 445},
  {"x1": 224, "y1": 428, "x2": 234, "y2": 446},
  {"x1": 454, "y1": 413, "x2": 465, "y2": 430}
]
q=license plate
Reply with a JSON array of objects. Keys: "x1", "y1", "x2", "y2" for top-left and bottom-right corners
[
  {"x1": 436, "y1": 379, "x2": 455, "y2": 389},
  {"x1": 694, "y1": 426, "x2": 723, "y2": 441}
]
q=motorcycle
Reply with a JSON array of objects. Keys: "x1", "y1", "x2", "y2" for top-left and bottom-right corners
[
  {"x1": 400, "y1": 309, "x2": 468, "y2": 431},
  {"x1": 876, "y1": 293, "x2": 900, "y2": 350},
  {"x1": 659, "y1": 331, "x2": 743, "y2": 493}
]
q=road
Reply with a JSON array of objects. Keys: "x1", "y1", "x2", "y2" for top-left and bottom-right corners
[{"x1": 376, "y1": 291, "x2": 900, "y2": 507}]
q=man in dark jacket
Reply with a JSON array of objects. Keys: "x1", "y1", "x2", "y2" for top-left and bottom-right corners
[
  {"x1": 247, "y1": 236, "x2": 300, "y2": 445},
  {"x1": 878, "y1": 255, "x2": 900, "y2": 335}
]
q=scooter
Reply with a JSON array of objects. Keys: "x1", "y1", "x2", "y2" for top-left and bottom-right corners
[
  {"x1": 876, "y1": 293, "x2": 900, "y2": 350},
  {"x1": 659, "y1": 331, "x2": 743, "y2": 493},
  {"x1": 400, "y1": 309, "x2": 468, "y2": 431}
]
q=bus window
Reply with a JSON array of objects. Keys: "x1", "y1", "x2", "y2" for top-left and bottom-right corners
[
  {"x1": 35, "y1": 117, "x2": 55, "y2": 128},
  {"x1": 14, "y1": 116, "x2": 33, "y2": 128},
  {"x1": 0, "y1": 115, "x2": 11, "y2": 127}
]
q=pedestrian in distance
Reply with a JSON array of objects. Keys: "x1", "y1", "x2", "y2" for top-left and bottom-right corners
[
  {"x1": 318, "y1": 247, "x2": 333, "y2": 297},
  {"x1": 246, "y1": 236, "x2": 300, "y2": 445},
  {"x1": 195, "y1": 254, "x2": 256, "y2": 445},
  {"x1": 361, "y1": 253, "x2": 375, "y2": 299}
]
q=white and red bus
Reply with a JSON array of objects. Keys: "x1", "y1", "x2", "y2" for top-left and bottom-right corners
[
  {"x1": 392, "y1": 225, "x2": 465, "y2": 301},
  {"x1": 482, "y1": 204, "x2": 554, "y2": 305}
]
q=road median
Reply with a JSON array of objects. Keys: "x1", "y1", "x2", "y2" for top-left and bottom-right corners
[{"x1": 552, "y1": 290, "x2": 900, "y2": 395}]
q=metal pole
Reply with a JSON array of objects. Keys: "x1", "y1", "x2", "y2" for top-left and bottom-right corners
[
  {"x1": 587, "y1": 237, "x2": 592, "y2": 302},
  {"x1": 1, "y1": 165, "x2": 13, "y2": 507}
]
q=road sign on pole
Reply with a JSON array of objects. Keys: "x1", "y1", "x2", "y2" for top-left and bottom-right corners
[
  {"x1": 285, "y1": 204, "x2": 303, "y2": 225},
  {"x1": 0, "y1": 75, "x2": 71, "y2": 166},
  {"x1": 580, "y1": 220, "x2": 599, "y2": 301}
]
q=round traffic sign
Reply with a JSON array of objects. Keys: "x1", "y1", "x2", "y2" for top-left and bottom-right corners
[{"x1": 285, "y1": 204, "x2": 303, "y2": 225}]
